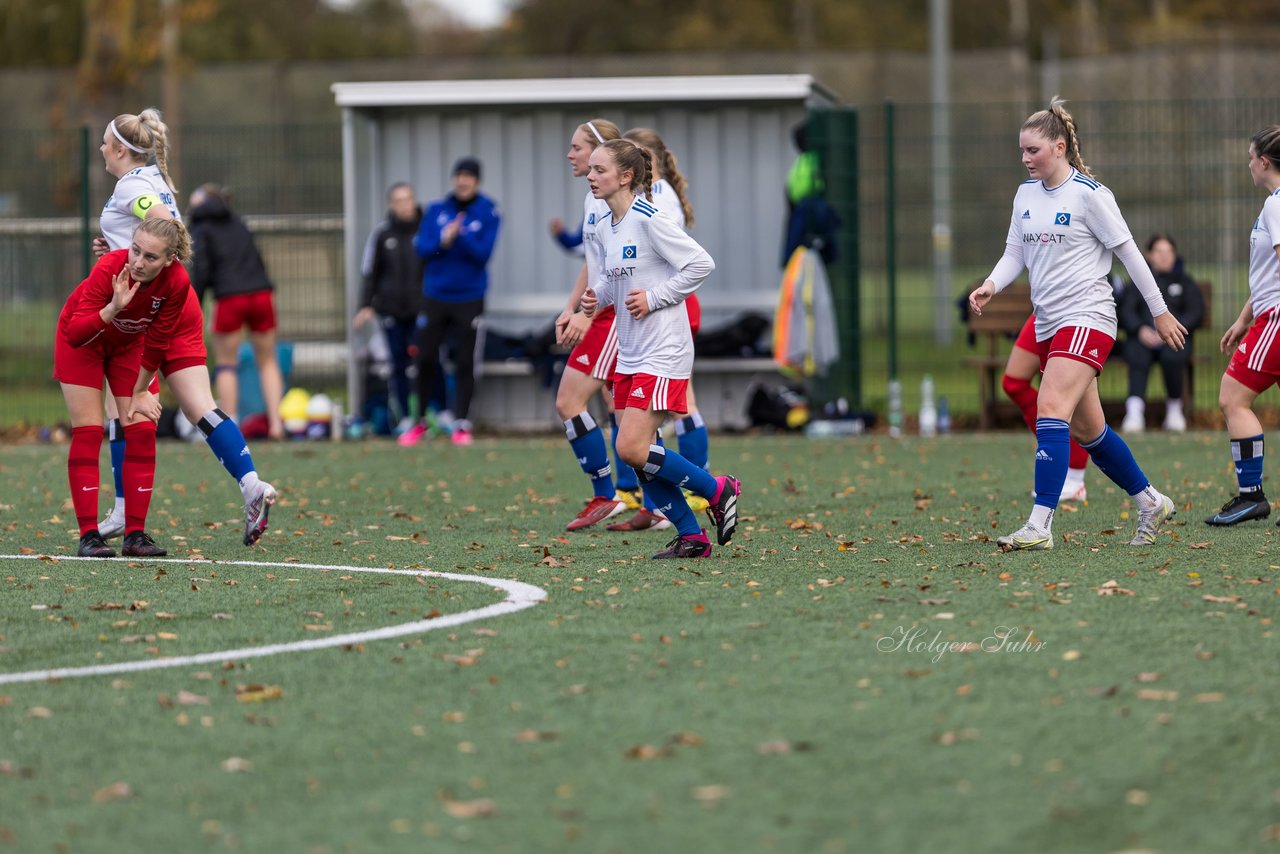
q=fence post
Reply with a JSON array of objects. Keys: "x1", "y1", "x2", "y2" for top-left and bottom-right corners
[{"x1": 885, "y1": 99, "x2": 898, "y2": 382}]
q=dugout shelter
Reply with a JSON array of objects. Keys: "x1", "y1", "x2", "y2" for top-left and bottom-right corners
[{"x1": 332, "y1": 74, "x2": 839, "y2": 429}]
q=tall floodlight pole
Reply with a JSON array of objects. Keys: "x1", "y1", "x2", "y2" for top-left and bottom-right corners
[{"x1": 930, "y1": 0, "x2": 953, "y2": 345}]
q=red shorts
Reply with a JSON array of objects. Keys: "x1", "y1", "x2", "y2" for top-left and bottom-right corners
[
  {"x1": 215, "y1": 290, "x2": 277, "y2": 335},
  {"x1": 567, "y1": 307, "x2": 618, "y2": 381},
  {"x1": 686, "y1": 294, "x2": 701, "y2": 337},
  {"x1": 53, "y1": 335, "x2": 144, "y2": 398},
  {"x1": 612, "y1": 373, "x2": 690, "y2": 414},
  {"x1": 158, "y1": 289, "x2": 208, "y2": 376},
  {"x1": 1226, "y1": 307, "x2": 1280, "y2": 393},
  {"x1": 1036, "y1": 325, "x2": 1114, "y2": 373},
  {"x1": 1013, "y1": 314, "x2": 1038, "y2": 353}
]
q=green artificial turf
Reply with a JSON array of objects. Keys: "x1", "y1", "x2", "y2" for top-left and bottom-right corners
[{"x1": 1, "y1": 432, "x2": 1278, "y2": 853}]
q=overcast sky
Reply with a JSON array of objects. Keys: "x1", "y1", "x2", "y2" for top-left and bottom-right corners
[{"x1": 436, "y1": 0, "x2": 508, "y2": 28}]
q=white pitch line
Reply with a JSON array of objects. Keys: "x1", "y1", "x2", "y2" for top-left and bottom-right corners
[{"x1": 0, "y1": 555, "x2": 547, "y2": 685}]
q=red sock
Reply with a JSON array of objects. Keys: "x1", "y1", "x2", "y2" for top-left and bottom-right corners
[
  {"x1": 1069, "y1": 440, "x2": 1089, "y2": 470},
  {"x1": 1001, "y1": 374, "x2": 1039, "y2": 434},
  {"x1": 68, "y1": 426, "x2": 103, "y2": 535},
  {"x1": 123, "y1": 421, "x2": 157, "y2": 534}
]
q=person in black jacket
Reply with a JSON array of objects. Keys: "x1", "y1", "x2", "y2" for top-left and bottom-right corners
[
  {"x1": 1119, "y1": 233, "x2": 1206, "y2": 433},
  {"x1": 356, "y1": 182, "x2": 446, "y2": 433},
  {"x1": 189, "y1": 183, "x2": 285, "y2": 440}
]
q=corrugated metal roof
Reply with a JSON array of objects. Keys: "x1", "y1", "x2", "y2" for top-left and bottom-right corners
[{"x1": 332, "y1": 75, "x2": 836, "y2": 108}]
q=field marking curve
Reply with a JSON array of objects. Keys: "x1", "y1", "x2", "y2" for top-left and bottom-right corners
[{"x1": 0, "y1": 554, "x2": 548, "y2": 685}]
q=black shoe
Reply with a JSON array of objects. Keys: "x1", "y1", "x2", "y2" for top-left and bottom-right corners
[
  {"x1": 652, "y1": 529, "x2": 713, "y2": 559},
  {"x1": 77, "y1": 530, "x2": 116, "y2": 558},
  {"x1": 121, "y1": 530, "x2": 167, "y2": 557},
  {"x1": 705, "y1": 475, "x2": 741, "y2": 546},
  {"x1": 1204, "y1": 494, "x2": 1271, "y2": 526}
]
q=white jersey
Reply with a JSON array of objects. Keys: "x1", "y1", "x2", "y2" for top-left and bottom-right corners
[
  {"x1": 1248, "y1": 189, "x2": 1280, "y2": 315},
  {"x1": 100, "y1": 165, "x2": 181, "y2": 251},
  {"x1": 581, "y1": 189, "x2": 611, "y2": 289},
  {"x1": 647, "y1": 179, "x2": 686, "y2": 230},
  {"x1": 1002, "y1": 169, "x2": 1132, "y2": 339},
  {"x1": 594, "y1": 195, "x2": 714, "y2": 378}
]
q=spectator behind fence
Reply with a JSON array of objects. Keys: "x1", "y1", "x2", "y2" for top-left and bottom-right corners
[
  {"x1": 399, "y1": 157, "x2": 501, "y2": 448},
  {"x1": 1119, "y1": 233, "x2": 1205, "y2": 433},
  {"x1": 189, "y1": 183, "x2": 285, "y2": 441},
  {"x1": 355, "y1": 182, "x2": 447, "y2": 434}
]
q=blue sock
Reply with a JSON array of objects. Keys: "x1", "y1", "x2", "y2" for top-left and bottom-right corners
[
  {"x1": 564, "y1": 412, "x2": 614, "y2": 499},
  {"x1": 635, "y1": 470, "x2": 700, "y2": 536},
  {"x1": 675, "y1": 412, "x2": 709, "y2": 471},
  {"x1": 1082, "y1": 425, "x2": 1150, "y2": 496},
  {"x1": 1033, "y1": 418, "x2": 1071, "y2": 510},
  {"x1": 107, "y1": 419, "x2": 125, "y2": 497},
  {"x1": 197, "y1": 409, "x2": 256, "y2": 483},
  {"x1": 1232, "y1": 434, "x2": 1265, "y2": 495},
  {"x1": 639, "y1": 442, "x2": 718, "y2": 500},
  {"x1": 611, "y1": 413, "x2": 639, "y2": 491}
]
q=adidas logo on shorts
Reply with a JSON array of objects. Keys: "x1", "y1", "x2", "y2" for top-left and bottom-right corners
[
  {"x1": 1240, "y1": 342, "x2": 1248, "y2": 353},
  {"x1": 1088, "y1": 348, "x2": 1098, "y2": 358},
  {"x1": 630, "y1": 387, "x2": 646, "y2": 399},
  {"x1": 576, "y1": 354, "x2": 590, "y2": 365}
]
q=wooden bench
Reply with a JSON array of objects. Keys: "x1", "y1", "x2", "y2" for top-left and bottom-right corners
[
  {"x1": 964, "y1": 283, "x2": 1033, "y2": 429},
  {"x1": 965, "y1": 281, "x2": 1214, "y2": 429}
]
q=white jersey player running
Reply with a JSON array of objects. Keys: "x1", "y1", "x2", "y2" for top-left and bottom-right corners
[
  {"x1": 579, "y1": 139, "x2": 741, "y2": 559},
  {"x1": 969, "y1": 97, "x2": 1185, "y2": 552}
]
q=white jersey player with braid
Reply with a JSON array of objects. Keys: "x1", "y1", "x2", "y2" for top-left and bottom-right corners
[
  {"x1": 100, "y1": 165, "x2": 181, "y2": 249},
  {"x1": 593, "y1": 193, "x2": 706, "y2": 379},
  {"x1": 579, "y1": 139, "x2": 741, "y2": 560},
  {"x1": 969, "y1": 97, "x2": 1184, "y2": 554}
]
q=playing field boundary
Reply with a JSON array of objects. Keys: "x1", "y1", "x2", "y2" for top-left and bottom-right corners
[{"x1": 0, "y1": 555, "x2": 548, "y2": 685}]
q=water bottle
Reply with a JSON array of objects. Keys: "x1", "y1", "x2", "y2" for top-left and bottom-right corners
[
  {"x1": 919, "y1": 375, "x2": 937, "y2": 437},
  {"x1": 938, "y1": 395, "x2": 951, "y2": 434},
  {"x1": 330, "y1": 401, "x2": 344, "y2": 442},
  {"x1": 888, "y1": 379, "x2": 903, "y2": 438}
]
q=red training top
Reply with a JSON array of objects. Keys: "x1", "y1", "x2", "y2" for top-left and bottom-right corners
[{"x1": 58, "y1": 249, "x2": 191, "y2": 373}]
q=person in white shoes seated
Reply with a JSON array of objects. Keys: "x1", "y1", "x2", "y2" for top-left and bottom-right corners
[{"x1": 1118, "y1": 234, "x2": 1205, "y2": 433}]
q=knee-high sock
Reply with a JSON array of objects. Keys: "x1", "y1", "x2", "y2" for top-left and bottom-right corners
[
  {"x1": 633, "y1": 444, "x2": 704, "y2": 536},
  {"x1": 675, "y1": 412, "x2": 709, "y2": 471},
  {"x1": 636, "y1": 442, "x2": 717, "y2": 497},
  {"x1": 107, "y1": 418, "x2": 126, "y2": 503},
  {"x1": 564, "y1": 412, "x2": 614, "y2": 499},
  {"x1": 611, "y1": 413, "x2": 639, "y2": 491},
  {"x1": 69, "y1": 426, "x2": 104, "y2": 536},
  {"x1": 1033, "y1": 418, "x2": 1071, "y2": 511},
  {"x1": 1002, "y1": 374, "x2": 1039, "y2": 433},
  {"x1": 122, "y1": 421, "x2": 157, "y2": 534},
  {"x1": 197, "y1": 408, "x2": 256, "y2": 484},
  {"x1": 1232, "y1": 434, "x2": 1265, "y2": 496},
  {"x1": 1082, "y1": 425, "x2": 1150, "y2": 496}
]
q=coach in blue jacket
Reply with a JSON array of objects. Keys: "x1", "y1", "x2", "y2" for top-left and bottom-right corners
[{"x1": 400, "y1": 157, "x2": 501, "y2": 448}]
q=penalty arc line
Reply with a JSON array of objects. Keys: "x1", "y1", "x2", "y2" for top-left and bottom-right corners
[{"x1": 0, "y1": 554, "x2": 548, "y2": 686}]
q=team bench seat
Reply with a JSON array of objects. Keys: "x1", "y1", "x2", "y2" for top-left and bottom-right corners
[
  {"x1": 470, "y1": 356, "x2": 785, "y2": 433},
  {"x1": 964, "y1": 282, "x2": 1214, "y2": 429}
]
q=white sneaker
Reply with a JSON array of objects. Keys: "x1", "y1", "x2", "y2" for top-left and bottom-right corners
[
  {"x1": 1060, "y1": 482, "x2": 1088, "y2": 503},
  {"x1": 1163, "y1": 409, "x2": 1186, "y2": 432},
  {"x1": 242, "y1": 480, "x2": 278, "y2": 546},
  {"x1": 1121, "y1": 411, "x2": 1145, "y2": 433},
  {"x1": 1130, "y1": 492, "x2": 1175, "y2": 546},
  {"x1": 98, "y1": 506, "x2": 125, "y2": 539},
  {"x1": 996, "y1": 522, "x2": 1053, "y2": 552}
]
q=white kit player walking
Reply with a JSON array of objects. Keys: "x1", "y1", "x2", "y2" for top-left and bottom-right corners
[
  {"x1": 1205, "y1": 126, "x2": 1280, "y2": 526},
  {"x1": 579, "y1": 139, "x2": 741, "y2": 559},
  {"x1": 968, "y1": 97, "x2": 1185, "y2": 551}
]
